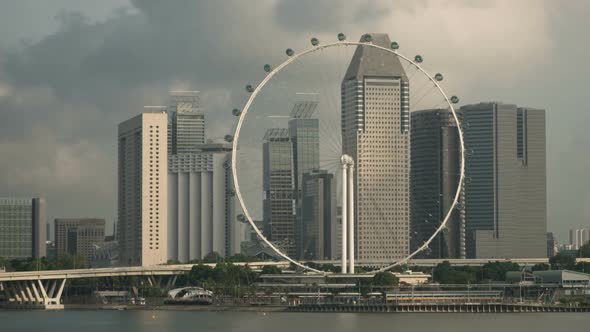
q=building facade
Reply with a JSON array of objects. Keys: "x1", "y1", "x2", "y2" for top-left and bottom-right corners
[
  {"x1": 341, "y1": 33, "x2": 410, "y2": 260},
  {"x1": 569, "y1": 229, "x2": 590, "y2": 250},
  {"x1": 411, "y1": 109, "x2": 465, "y2": 258},
  {"x1": 118, "y1": 111, "x2": 168, "y2": 266},
  {"x1": 263, "y1": 128, "x2": 296, "y2": 257},
  {"x1": 54, "y1": 218, "x2": 105, "y2": 264},
  {"x1": 300, "y1": 171, "x2": 338, "y2": 260},
  {"x1": 0, "y1": 197, "x2": 46, "y2": 259},
  {"x1": 167, "y1": 143, "x2": 241, "y2": 262},
  {"x1": 547, "y1": 232, "x2": 556, "y2": 258},
  {"x1": 165, "y1": 90, "x2": 242, "y2": 262},
  {"x1": 461, "y1": 102, "x2": 546, "y2": 258},
  {"x1": 168, "y1": 91, "x2": 205, "y2": 154},
  {"x1": 288, "y1": 101, "x2": 321, "y2": 259}
]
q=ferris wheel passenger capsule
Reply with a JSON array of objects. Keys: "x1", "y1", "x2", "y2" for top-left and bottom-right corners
[
  {"x1": 337, "y1": 33, "x2": 346, "y2": 41},
  {"x1": 263, "y1": 64, "x2": 271, "y2": 72},
  {"x1": 390, "y1": 41, "x2": 399, "y2": 50},
  {"x1": 363, "y1": 34, "x2": 373, "y2": 43},
  {"x1": 246, "y1": 84, "x2": 254, "y2": 93},
  {"x1": 434, "y1": 73, "x2": 443, "y2": 81},
  {"x1": 232, "y1": 108, "x2": 241, "y2": 116},
  {"x1": 286, "y1": 48, "x2": 294, "y2": 56},
  {"x1": 224, "y1": 134, "x2": 234, "y2": 143},
  {"x1": 237, "y1": 214, "x2": 247, "y2": 223},
  {"x1": 450, "y1": 96, "x2": 460, "y2": 104},
  {"x1": 414, "y1": 55, "x2": 423, "y2": 63},
  {"x1": 311, "y1": 37, "x2": 319, "y2": 46}
]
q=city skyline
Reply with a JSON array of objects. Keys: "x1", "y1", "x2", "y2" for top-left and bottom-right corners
[{"x1": 0, "y1": 1, "x2": 588, "y2": 245}]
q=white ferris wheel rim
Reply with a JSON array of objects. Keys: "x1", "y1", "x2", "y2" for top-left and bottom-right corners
[{"x1": 230, "y1": 37, "x2": 465, "y2": 275}]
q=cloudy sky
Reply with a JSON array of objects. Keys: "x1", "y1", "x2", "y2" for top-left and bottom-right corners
[{"x1": 0, "y1": 0, "x2": 588, "y2": 242}]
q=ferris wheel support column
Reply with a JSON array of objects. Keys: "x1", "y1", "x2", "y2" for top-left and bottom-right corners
[
  {"x1": 341, "y1": 162, "x2": 348, "y2": 274},
  {"x1": 348, "y1": 162, "x2": 355, "y2": 274}
]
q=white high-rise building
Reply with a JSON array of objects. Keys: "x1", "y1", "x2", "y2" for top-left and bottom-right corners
[
  {"x1": 166, "y1": 91, "x2": 243, "y2": 262},
  {"x1": 118, "y1": 110, "x2": 168, "y2": 266},
  {"x1": 168, "y1": 143, "x2": 241, "y2": 262},
  {"x1": 570, "y1": 229, "x2": 590, "y2": 250},
  {"x1": 341, "y1": 33, "x2": 410, "y2": 261}
]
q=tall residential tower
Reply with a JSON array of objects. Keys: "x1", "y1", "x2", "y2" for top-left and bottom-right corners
[{"x1": 118, "y1": 111, "x2": 168, "y2": 266}]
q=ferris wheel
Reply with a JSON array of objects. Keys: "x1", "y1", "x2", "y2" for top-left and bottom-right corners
[{"x1": 228, "y1": 33, "x2": 464, "y2": 274}]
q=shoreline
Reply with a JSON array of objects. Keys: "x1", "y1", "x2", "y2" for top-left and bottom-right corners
[{"x1": 55, "y1": 303, "x2": 590, "y2": 314}]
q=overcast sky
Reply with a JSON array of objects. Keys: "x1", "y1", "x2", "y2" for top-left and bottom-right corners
[{"x1": 0, "y1": 0, "x2": 588, "y2": 242}]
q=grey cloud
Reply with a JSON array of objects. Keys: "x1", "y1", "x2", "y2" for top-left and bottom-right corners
[{"x1": 0, "y1": 0, "x2": 588, "y2": 241}]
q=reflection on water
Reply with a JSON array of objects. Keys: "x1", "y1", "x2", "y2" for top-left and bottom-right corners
[{"x1": 1, "y1": 310, "x2": 590, "y2": 332}]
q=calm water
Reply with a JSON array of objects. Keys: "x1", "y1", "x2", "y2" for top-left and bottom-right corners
[{"x1": 1, "y1": 310, "x2": 589, "y2": 332}]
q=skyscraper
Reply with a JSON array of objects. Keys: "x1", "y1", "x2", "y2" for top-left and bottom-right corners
[
  {"x1": 569, "y1": 229, "x2": 590, "y2": 250},
  {"x1": 288, "y1": 101, "x2": 321, "y2": 259},
  {"x1": 166, "y1": 90, "x2": 242, "y2": 262},
  {"x1": 411, "y1": 109, "x2": 465, "y2": 258},
  {"x1": 461, "y1": 102, "x2": 546, "y2": 258},
  {"x1": 0, "y1": 197, "x2": 46, "y2": 259},
  {"x1": 168, "y1": 143, "x2": 240, "y2": 261},
  {"x1": 54, "y1": 218, "x2": 105, "y2": 264},
  {"x1": 262, "y1": 128, "x2": 296, "y2": 257},
  {"x1": 118, "y1": 110, "x2": 168, "y2": 266},
  {"x1": 341, "y1": 33, "x2": 410, "y2": 261},
  {"x1": 168, "y1": 91, "x2": 204, "y2": 154},
  {"x1": 300, "y1": 170, "x2": 338, "y2": 260}
]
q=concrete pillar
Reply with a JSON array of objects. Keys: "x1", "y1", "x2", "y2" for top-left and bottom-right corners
[
  {"x1": 200, "y1": 172, "x2": 213, "y2": 256},
  {"x1": 212, "y1": 159, "x2": 226, "y2": 256},
  {"x1": 168, "y1": 172, "x2": 178, "y2": 261},
  {"x1": 348, "y1": 163, "x2": 355, "y2": 274},
  {"x1": 29, "y1": 281, "x2": 42, "y2": 304},
  {"x1": 178, "y1": 172, "x2": 190, "y2": 262},
  {"x1": 54, "y1": 279, "x2": 67, "y2": 305},
  {"x1": 341, "y1": 163, "x2": 348, "y2": 274},
  {"x1": 189, "y1": 172, "x2": 202, "y2": 261},
  {"x1": 37, "y1": 280, "x2": 49, "y2": 304}
]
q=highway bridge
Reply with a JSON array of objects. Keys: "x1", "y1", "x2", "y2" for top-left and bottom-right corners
[{"x1": 2, "y1": 258, "x2": 588, "y2": 309}]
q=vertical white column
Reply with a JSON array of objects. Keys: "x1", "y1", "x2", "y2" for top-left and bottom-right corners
[
  {"x1": 178, "y1": 172, "x2": 189, "y2": 262},
  {"x1": 167, "y1": 173, "x2": 178, "y2": 262},
  {"x1": 189, "y1": 172, "x2": 201, "y2": 261},
  {"x1": 348, "y1": 163, "x2": 355, "y2": 274},
  {"x1": 341, "y1": 163, "x2": 348, "y2": 274},
  {"x1": 201, "y1": 172, "x2": 213, "y2": 257}
]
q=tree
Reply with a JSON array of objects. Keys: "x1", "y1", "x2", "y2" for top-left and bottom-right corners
[
  {"x1": 432, "y1": 261, "x2": 476, "y2": 284},
  {"x1": 260, "y1": 265, "x2": 281, "y2": 275},
  {"x1": 532, "y1": 263, "x2": 550, "y2": 271},
  {"x1": 203, "y1": 251, "x2": 222, "y2": 263},
  {"x1": 578, "y1": 243, "x2": 590, "y2": 258},
  {"x1": 188, "y1": 264, "x2": 214, "y2": 284},
  {"x1": 481, "y1": 262, "x2": 520, "y2": 281},
  {"x1": 549, "y1": 253, "x2": 576, "y2": 270},
  {"x1": 373, "y1": 272, "x2": 399, "y2": 287},
  {"x1": 0, "y1": 257, "x2": 10, "y2": 271}
]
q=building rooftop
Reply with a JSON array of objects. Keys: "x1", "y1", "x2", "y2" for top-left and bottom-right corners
[{"x1": 343, "y1": 33, "x2": 407, "y2": 81}]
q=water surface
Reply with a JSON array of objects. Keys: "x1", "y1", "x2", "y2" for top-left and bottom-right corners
[{"x1": 1, "y1": 310, "x2": 589, "y2": 332}]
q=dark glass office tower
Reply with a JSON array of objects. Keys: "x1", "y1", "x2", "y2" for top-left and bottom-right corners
[
  {"x1": 461, "y1": 102, "x2": 546, "y2": 258},
  {"x1": 411, "y1": 109, "x2": 464, "y2": 259}
]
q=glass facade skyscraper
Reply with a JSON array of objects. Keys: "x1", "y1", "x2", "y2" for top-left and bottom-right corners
[
  {"x1": 262, "y1": 128, "x2": 295, "y2": 257},
  {"x1": 168, "y1": 91, "x2": 205, "y2": 154},
  {"x1": 411, "y1": 109, "x2": 465, "y2": 259},
  {"x1": 300, "y1": 170, "x2": 337, "y2": 260},
  {"x1": 461, "y1": 102, "x2": 546, "y2": 258},
  {"x1": 0, "y1": 197, "x2": 46, "y2": 259}
]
